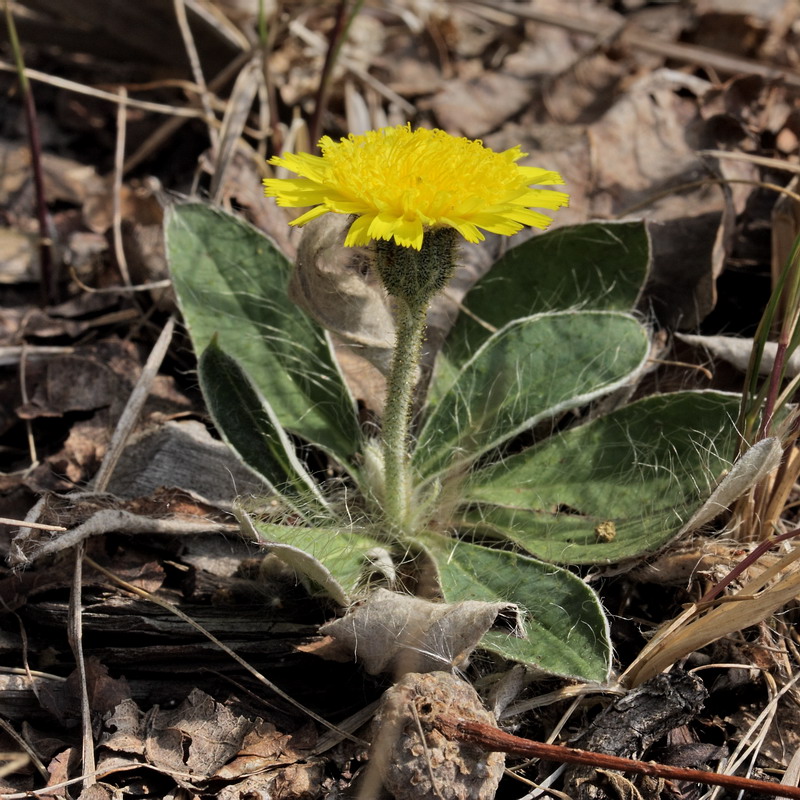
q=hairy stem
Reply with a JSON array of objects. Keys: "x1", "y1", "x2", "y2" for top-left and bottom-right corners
[{"x1": 382, "y1": 296, "x2": 428, "y2": 532}]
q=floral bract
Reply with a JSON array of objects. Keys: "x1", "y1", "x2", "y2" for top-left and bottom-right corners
[{"x1": 263, "y1": 124, "x2": 569, "y2": 250}]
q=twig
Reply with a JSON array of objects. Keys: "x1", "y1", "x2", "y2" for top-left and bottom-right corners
[
  {"x1": 0, "y1": 60, "x2": 207, "y2": 117},
  {"x1": 92, "y1": 315, "x2": 176, "y2": 492},
  {"x1": 3, "y1": 2, "x2": 54, "y2": 304},
  {"x1": 699, "y1": 150, "x2": 800, "y2": 175},
  {"x1": 112, "y1": 87, "x2": 132, "y2": 288},
  {"x1": 17, "y1": 343, "x2": 38, "y2": 473},
  {"x1": 68, "y1": 542, "x2": 95, "y2": 788},
  {"x1": 0, "y1": 517, "x2": 65, "y2": 531},
  {"x1": 309, "y1": 0, "x2": 364, "y2": 145},
  {"x1": 174, "y1": 0, "x2": 218, "y2": 152},
  {"x1": 437, "y1": 716, "x2": 800, "y2": 799}
]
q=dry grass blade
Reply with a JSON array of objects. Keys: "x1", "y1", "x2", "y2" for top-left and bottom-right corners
[
  {"x1": 0, "y1": 753, "x2": 31, "y2": 782},
  {"x1": 0, "y1": 60, "x2": 206, "y2": 117},
  {"x1": 174, "y1": 0, "x2": 219, "y2": 152},
  {"x1": 210, "y1": 55, "x2": 262, "y2": 203},
  {"x1": 184, "y1": 0, "x2": 250, "y2": 51},
  {"x1": 92, "y1": 315, "x2": 176, "y2": 492},
  {"x1": 69, "y1": 542, "x2": 95, "y2": 787},
  {"x1": 0, "y1": 719, "x2": 44, "y2": 781},
  {"x1": 622, "y1": 544, "x2": 800, "y2": 687},
  {"x1": 708, "y1": 671, "x2": 794, "y2": 800},
  {"x1": 112, "y1": 86, "x2": 132, "y2": 288}
]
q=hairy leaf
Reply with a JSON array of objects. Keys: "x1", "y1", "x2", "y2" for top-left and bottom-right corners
[
  {"x1": 239, "y1": 512, "x2": 383, "y2": 606},
  {"x1": 460, "y1": 392, "x2": 741, "y2": 564},
  {"x1": 432, "y1": 221, "x2": 650, "y2": 402},
  {"x1": 166, "y1": 202, "x2": 360, "y2": 469},
  {"x1": 414, "y1": 311, "x2": 649, "y2": 482},
  {"x1": 416, "y1": 533, "x2": 611, "y2": 681},
  {"x1": 199, "y1": 339, "x2": 326, "y2": 512}
]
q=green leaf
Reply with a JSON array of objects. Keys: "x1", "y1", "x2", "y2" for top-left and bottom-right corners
[
  {"x1": 166, "y1": 202, "x2": 360, "y2": 468},
  {"x1": 431, "y1": 221, "x2": 650, "y2": 403},
  {"x1": 413, "y1": 311, "x2": 649, "y2": 482},
  {"x1": 239, "y1": 512, "x2": 383, "y2": 606},
  {"x1": 198, "y1": 339, "x2": 326, "y2": 512},
  {"x1": 460, "y1": 391, "x2": 741, "y2": 565},
  {"x1": 415, "y1": 532, "x2": 610, "y2": 681}
]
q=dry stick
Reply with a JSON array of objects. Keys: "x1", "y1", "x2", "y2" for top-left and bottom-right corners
[
  {"x1": 174, "y1": 0, "x2": 218, "y2": 153},
  {"x1": 0, "y1": 517, "x2": 65, "y2": 531},
  {"x1": 112, "y1": 87, "x2": 132, "y2": 288},
  {"x1": 92, "y1": 315, "x2": 176, "y2": 491},
  {"x1": 462, "y1": 0, "x2": 800, "y2": 89},
  {"x1": 700, "y1": 526, "x2": 800, "y2": 604},
  {"x1": 17, "y1": 343, "x2": 39, "y2": 474},
  {"x1": 437, "y1": 717, "x2": 800, "y2": 799},
  {"x1": 3, "y1": 2, "x2": 54, "y2": 304},
  {"x1": 699, "y1": 150, "x2": 800, "y2": 175},
  {"x1": 68, "y1": 542, "x2": 95, "y2": 787},
  {"x1": 308, "y1": 0, "x2": 359, "y2": 145},
  {"x1": 0, "y1": 61, "x2": 212, "y2": 117}
]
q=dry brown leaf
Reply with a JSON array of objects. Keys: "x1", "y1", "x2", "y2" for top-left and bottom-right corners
[
  {"x1": 213, "y1": 720, "x2": 314, "y2": 779},
  {"x1": 431, "y1": 72, "x2": 536, "y2": 139},
  {"x1": 39, "y1": 657, "x2": 131, "y2": 727},
  {"x1": 76, "y1": 785, "x2": 112, "y2": 800},
  {"x1": 99, "y1": 699, "x2": 145, "y2": 757},
  {"x1": 676, "y1": 333, "x2": 800, "y2": 375},
  {"x1": 41, "y1": 747, "x2": 76, "y2": 800},
  {"x1": 290, "y1": 214, "x2": 396, "y2": 376},
  {"x1": 216, "y1": 762, "x2": 324, "y2": 800},
  {"x1": 317, "y1": 588, "x2": 521, "y2": 675},
  {"x1": 144, "y1": 688, "x2": 252, "y2": 780}
]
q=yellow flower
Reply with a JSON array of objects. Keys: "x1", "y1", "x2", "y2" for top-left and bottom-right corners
[{"x1": 263, "y1": 124, "x2": 568, "y2": 251}]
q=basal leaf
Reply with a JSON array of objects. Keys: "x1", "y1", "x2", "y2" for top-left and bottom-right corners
[
  {"x1": 413, "y1": 311, "x2": 649, "y2": 482},
  {"x1": 431, "y1": 221, "x2": 650, "y2": 403},
  {"x1": 239, "y1": 512, "x2": 383, "y2": 606},
  {"x1": 199, "y1": 339, "x2": 327, "y2": 513},
  {"x1": 166, "y1": 202, "x2": 360, "y2": 469},
  {"x1": 460, "y1": 391, "x2": 741, "y2": 564},
  {"x1": 415, "y1": 532, "x2": 611, "y2": 681}
]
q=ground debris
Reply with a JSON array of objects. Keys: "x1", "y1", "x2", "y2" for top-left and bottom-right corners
[{"x1": 371, "y1": 671, "x2": 505, "y2": 800}]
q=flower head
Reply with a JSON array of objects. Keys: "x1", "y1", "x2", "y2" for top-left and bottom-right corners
[{"x1": 264, "y1": 124, "x2": 568, "y2": 251}]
